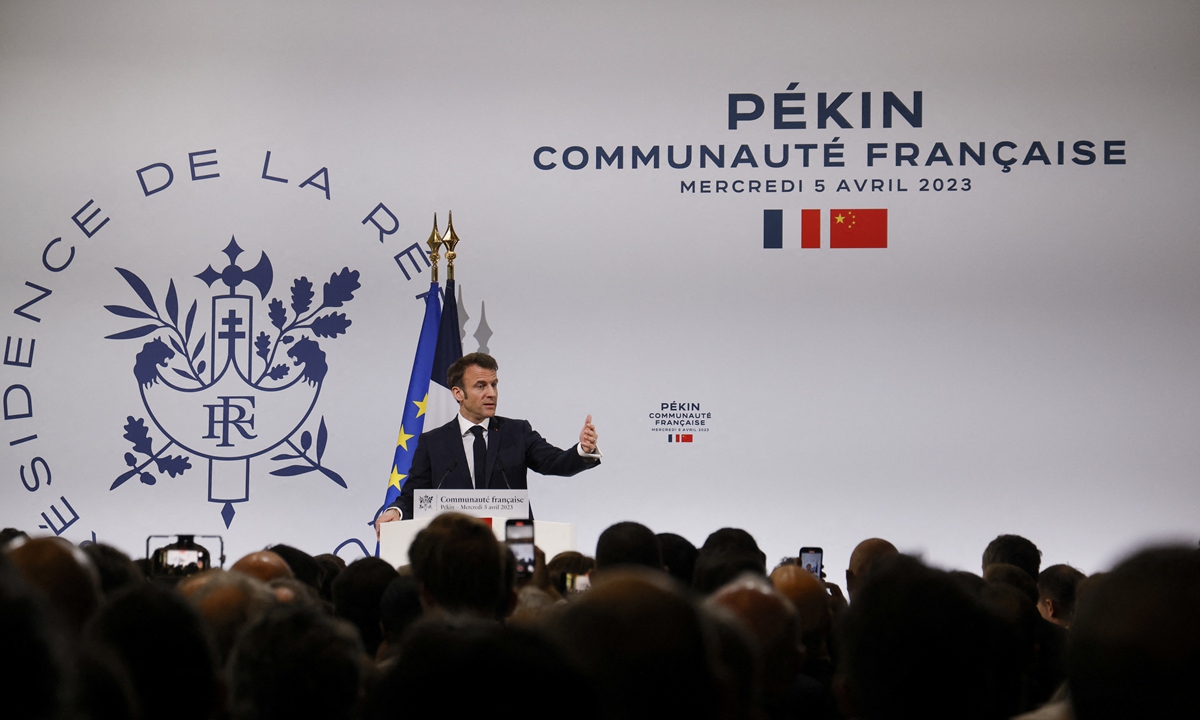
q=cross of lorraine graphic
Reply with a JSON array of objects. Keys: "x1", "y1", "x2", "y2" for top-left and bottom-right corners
[{"x1": 107, "y1": 238, "x2": 354, "y2": 527}]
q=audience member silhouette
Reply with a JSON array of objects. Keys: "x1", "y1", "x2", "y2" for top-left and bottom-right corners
[
  {"x1": 657, "y1": 532, "x2": 700, "y2": 585},
  {"x1": 554, "y1": 569, "x2": 724, "y2": 720},
  {"x1": 0, "y1": 552, "x2": 65, "y2": 720},
  {"x1": 9, "y1": 536, "x2": 102, "y2": 639},
  {"x1": 709, "y1": 574, "x2": 809, "y2": 719},
  {"x1": 983, "y1": 562, "x2": 1040, "y2": 604},
  {"x1": 546, "y1": 549, "x2": 595, "y2": 595},
  {"x1": 332, "y1": 556, "x2": 399, "y2": 655},
  {"x1": 837, "y1": 554, "x2": 1022, "y2": 720},
  {"x1": 983, "y1": 534, "x2": 1042, "y2": 579},
  {"x1": 0, "y1": 527, "x2": 30, "y2": 546},
  {"x1": 180, "y1": 568, "x2": 275, "y2": 664},
  {"x1": 267, "y1": 543, "x2": 324, "y2": 593},
  {"x1": 89, "y1": 583, "x2": 221, "y2": 720},
  {"x1": 313, "y1": 553, "x2": 346, "y2": 602},
  {"x1": 1036, "y1": 563, "x2": 1086, "y2": 628},
  {"x1": 703, "y1": 602, "x2": 764, "y2": 720},
  {"x1": 771, "y1": 563, "x2": 835, "y2": 681},
  {"x1": 982, "y1": 563, "x2": 1067, "y2": 707},
  {"x1": 1068, "y1": 546, "x2": 1200, "y2": 720},
  {"x1": 845, "y1": 538, "x2": 898, "y2": 602},
  {"x1": 693, "y1": 528, "x2": 767, "y2": 594},
  {"x1": 229, "y1": 604, "x2": 364, "y2": 720},
  {"x1": 376, "y1": 574, "x2": 423, "y2": 661},
  {"x1": 81, "y1": 542, "x2": 144, "y2": 597},
  {"x1": 594, "y1": 521, "x2": 663, "y2": 572},
  {"x1": 231, "y1": 550, "x2": 295, "y2": 583},
  {"x1": 407, "y1": 512, "x2": 506, "y2": 619},
  {"x1": 370, "y1": 616, "x2": 594, "y2": 719}
]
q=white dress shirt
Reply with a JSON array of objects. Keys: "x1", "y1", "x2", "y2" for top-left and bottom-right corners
[{"x1": 457, "y1": 412, "x2": 489, "y2": 483}]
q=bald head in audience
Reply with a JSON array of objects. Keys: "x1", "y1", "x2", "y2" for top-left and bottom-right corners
[
  {"x1": 771, "y1": 563, "x2": 832, "y2": 661},
  {"x1": 232, "y1": 550, "x2": 295, "y2": 583},
  {"x1": 710, "y1": 574, "x2": 804, "y2": 711},
  {"x1": 8, "y1": 537, "x2": 101, "y2": 637},
  {"x1": 846, "y1": 538, "x2": 898, "y2": 602},
  {"x1": 182, "y1": 569, "x2": 276, "y2": 664}
]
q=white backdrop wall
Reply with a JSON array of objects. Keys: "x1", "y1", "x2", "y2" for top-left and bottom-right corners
[{"x1": 2, "y1": 0, "x2": 1198, "y2": 576}]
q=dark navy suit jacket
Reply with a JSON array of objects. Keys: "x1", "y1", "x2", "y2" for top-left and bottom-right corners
[{"x1": 391, "y1": 415, "x2": 599, "y2": 520}]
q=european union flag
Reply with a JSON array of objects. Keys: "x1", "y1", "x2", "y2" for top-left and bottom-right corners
[{"x1": 379, "y1": 279, "x2": 462, "y2": 516}]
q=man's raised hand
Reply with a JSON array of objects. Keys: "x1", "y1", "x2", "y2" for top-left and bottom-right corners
[{"x1": 579, "y1": 414, "x2": 598, "y2": 454}]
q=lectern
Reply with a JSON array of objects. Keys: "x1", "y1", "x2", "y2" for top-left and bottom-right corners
[{"x1": 377, "y1": 490, "x2": 578, "y2": 567}]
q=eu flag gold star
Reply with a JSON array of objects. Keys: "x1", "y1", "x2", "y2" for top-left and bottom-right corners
[
  {"x1": 396, "y1": 425, "x2": 415, "y2": 451},
  {"x1": 389, "y1": 467, "x2": 407, "y2": 490},
  {"x1": 413, "y1": 393, "x2": 428, "y2": 418}
]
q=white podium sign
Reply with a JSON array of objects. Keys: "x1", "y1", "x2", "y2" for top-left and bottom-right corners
[{"x1": 413, "y1": 490, "x2": 530, "y2": 519}]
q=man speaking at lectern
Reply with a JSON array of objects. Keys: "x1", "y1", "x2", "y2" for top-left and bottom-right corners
[{"x1": 376, "y1": 352, "x2": 601, "y2": 526}]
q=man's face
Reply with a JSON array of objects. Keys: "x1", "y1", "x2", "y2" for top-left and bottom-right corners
[{"x1": 453, "y1": 365, "x2": 498, "y2": 423}]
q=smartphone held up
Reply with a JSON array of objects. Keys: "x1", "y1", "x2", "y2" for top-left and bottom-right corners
[
  {"x1": 505, "y1": 519, "x2": 536, "y2": 578},
  {"x1": 799, "y1": 546, "x2": 823, "y2": 578}
]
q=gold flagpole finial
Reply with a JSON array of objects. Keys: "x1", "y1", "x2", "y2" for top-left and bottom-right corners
[
  {"x1": 442, "y1": 211, "x2": 461, "y2": 282},
  {"x1": 426, "y1": 213, "x2": 443, "y2": 284}
]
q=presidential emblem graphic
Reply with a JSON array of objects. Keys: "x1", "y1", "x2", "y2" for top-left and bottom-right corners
[{"x1": 104, "y1": 237, "x2": 357, "y2": 527}]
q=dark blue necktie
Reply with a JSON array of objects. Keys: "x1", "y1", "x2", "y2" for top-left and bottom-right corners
[{"x1": 469, "y1": 425, "x2": 486, "y2": 489}]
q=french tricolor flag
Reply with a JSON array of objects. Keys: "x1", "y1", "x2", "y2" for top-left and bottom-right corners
[
  {"x1": 668, "y1": 434, "x2": 693, "y2": 443},
  {"x1": 763, "y1": 209, "x2": 888, "y2": 249}
]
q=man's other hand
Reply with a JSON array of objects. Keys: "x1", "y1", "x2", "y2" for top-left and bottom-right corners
[
  {"x1": 579, "y1": 414, "x2": 598, "y2": 454},
  {"x1": 375, "y1": 507, "x2": 400, "y2": 540}
]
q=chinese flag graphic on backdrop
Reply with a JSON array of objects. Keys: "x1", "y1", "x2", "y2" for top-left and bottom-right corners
[{"x1": 829, "y1": 209, "x2": 888, "y2": 248}]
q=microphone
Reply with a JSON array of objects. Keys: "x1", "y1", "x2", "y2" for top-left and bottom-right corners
[
  {"x1": 435, "y1": 460, "x2": 458, "y2": 489},
  {"x1": 499, "y1": 464, "x2": 512, "y2": 489}
]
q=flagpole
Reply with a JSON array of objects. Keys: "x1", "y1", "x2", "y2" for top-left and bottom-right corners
[
  {"x1": 426, "y1": 213, "x2": 443, "y2": 283},
  {"x1": 443, "y1": 210, "x2": 460, "y2": 281}
]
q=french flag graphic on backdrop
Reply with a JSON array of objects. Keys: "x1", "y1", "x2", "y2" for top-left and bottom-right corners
[{"x1": 379, "y1": 278, "x2": 463, "y2": 519}]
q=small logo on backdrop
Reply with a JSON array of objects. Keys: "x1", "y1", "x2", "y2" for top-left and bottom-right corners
[
  {"x1": 649, "y1": 402, "x2": 711, "y2": 442},
  {"x1": 763, "y1": 208, "x2": 888, "y2": 249},
  {"x1": 104, "y1": 237, "x2": 356, "y2": 527}
]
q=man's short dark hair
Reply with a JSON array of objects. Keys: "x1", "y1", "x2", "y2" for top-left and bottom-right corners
[
  {"x1": 408, "y1": 513, "x2": 505, "y2": 617},
  {"x1": 313, "y1": 553, "x2": 346, "y2": 602},
  {"x1": 332, "y1": 557, "x2": 398, "y2": 656},
  {"x1": 547, "y1": 551, "x2": 596, "y2": 595},
  {"x1": 1037, "y1": 564, "x2": 1086, "y2": 621},
  {"x1": 447, "y1": 352, "x2": 498, "y2": 392},
  {"x1": 0, "y1": 527, "x2": 29, "y2": 546},
  {"x1": 1068, "y1": 546, "x2": 1200, "y2": 720},
  {"x1": 982, "y1": 534, "x2": 1042, "y2": 578},
  {"x1": 657, "y1": 533, "x2": 699, "y2": 586},
  {"x1": 230, "y1": 605, "x2": 364, "y2": 720},
  {"x1": 268, "y1": 544, "x2": 323, "y2": 592},
  {"x1": 595, "y1": 522, "x2": 662, "y2": 571},
  {"x1": 692, "y1": 528, "x2": 767, "y2": 594},
  {"x1": 82, "y1": 542, "x2": 143, "y2": 597}
]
